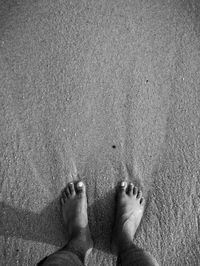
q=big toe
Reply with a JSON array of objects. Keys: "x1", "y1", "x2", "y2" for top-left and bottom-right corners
[
  {"x1": 118, "y1": 181, "x2": 128, "y2": 194},
  {"x1": 75, "y1": 181, "x2": 86, "y2": 196}
]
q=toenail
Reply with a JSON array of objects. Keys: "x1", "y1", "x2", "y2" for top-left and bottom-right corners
[
  {"x1": 77, "y1": 181, "x2": 84, "y2": 188},
  {"x1": 120, "y1": 181, "x2": 126, "y2": 188}
]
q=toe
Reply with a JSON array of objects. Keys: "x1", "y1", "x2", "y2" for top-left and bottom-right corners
[
  {"x1": 60, "y1": 196, "x2": 65, "y2": 205},
  {"x1": 65, "y1": 187, "x2": 71, "y2": 198},
  {"x1": 140, "y1": 197, "x2": 145, "y2": 206},
  {"x1": 133, "y1": 186, "x2": 138, "y2": 196},
  {"x1": 118, "y1": 181, "x2": 128, "y2": 194},
  {"x1": 76, "y1": 181, "x2": 86, "y2": 195},
  {"x1": 68, "y1": 182, "x2": 76, "y2": 196},
  {"x1": 137, "y1": 190, "x2": 142, "y2": 199},
  {"x1": 127, "y1": 182, "x2": 134, "y2": 195}
]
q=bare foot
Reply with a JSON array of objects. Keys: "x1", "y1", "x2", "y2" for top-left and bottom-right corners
[
  {"x1": 111, "y1": 181, "x2": 145, "y2": 254},
  {"x1": 60, "y1": 181, "x2": 93, "y2": 262}
]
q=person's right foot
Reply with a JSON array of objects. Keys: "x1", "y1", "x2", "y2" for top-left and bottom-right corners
[
  {"x1": 60, "y1": 181, "x2": 93, "y2": 262},
  {"x1": 111, "y1": 181, "x2": 145, "y2": 254}
]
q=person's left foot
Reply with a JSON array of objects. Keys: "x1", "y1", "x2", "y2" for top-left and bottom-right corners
[{"x1": 60, "y1": 181, "x2": 93, "y2": 261}]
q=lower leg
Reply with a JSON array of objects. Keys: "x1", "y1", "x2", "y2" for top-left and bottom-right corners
[
  {"x1": 119, "y1": 244, "x2": 159, "y2": 266},
  {"x1": 59, "y1": 181, "x2": 93, "y2": 264},
  {"x1": 111, "y1": 181, "x2": 159, "y2": 266},
  {"x1": 57, "y1": 226, "x2": 92, "y2": 264},
  {"x1": 38, "y1": 180, "x2": 93, "y2": 266},
  {"x1": 37, "y1": 249, "x2": 84, "y2": 266}
]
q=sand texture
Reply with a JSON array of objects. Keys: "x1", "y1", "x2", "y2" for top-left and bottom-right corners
[{"x1": 0, "y1": 0, "x2": 200, "y2": 265}]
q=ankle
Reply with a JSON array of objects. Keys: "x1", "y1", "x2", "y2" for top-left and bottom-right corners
[
  {"x1": 70, "y1": 227, "x2": 88, "y2": 241},
  {"x1": 118, "y1": 238, "x2": 134, "y2": 255},
  {"x1": 62, "y1": 239, "x2": 89, "y2": 263},
  {"x1": 63, "y1": 229, "x2": 93, "y2": 262}
]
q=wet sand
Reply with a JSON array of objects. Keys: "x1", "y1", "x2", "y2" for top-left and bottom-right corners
[{"x1": 0, "y1": 0, "x2": 200, "y2": 265}]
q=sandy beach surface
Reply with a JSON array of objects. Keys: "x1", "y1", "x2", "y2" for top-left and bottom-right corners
[{"x1": 0, "y1": 0, "x2": 200, "y2": 265}]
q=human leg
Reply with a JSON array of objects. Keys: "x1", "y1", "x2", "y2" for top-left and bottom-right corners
[
  {"x1": 112, "y1": 181, "x2": 159, "y2": 266},
  {"x1": 37, "y1": 249, "x2": 84, "y2": 266},
  {"x1": 37, "y1": 181, "x2": 93, "y2": 266},
  {"x1": 118, "y1": 245, "x2": 159, "y2": 266}
]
